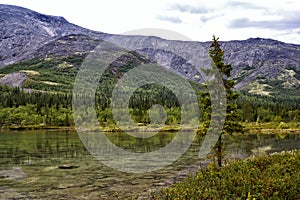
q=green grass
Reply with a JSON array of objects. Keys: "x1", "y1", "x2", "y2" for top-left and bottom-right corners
[
  {"x1": 154, "y1": 150, "x2": 300, "y2": 199},
  {"x1": 0, "y1": 56, "x2": 81, "y2": 92},
  {"x1": 244, "y1": 122, "x2": 300, "y2": 132}
]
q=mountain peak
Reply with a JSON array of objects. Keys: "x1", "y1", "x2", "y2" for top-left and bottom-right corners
[
  {"x1": 246, "y1": 37, "x2": 285, "y2": 45},
  {"x1": 0, "y1": 5, "x2": 299, "y2": 96},
  {"x1": 0, "y1": 4, "x2": 108, "y2": 67},
  {"x1": 0, "y1": 4, "x2": 68, "y2": 24}
]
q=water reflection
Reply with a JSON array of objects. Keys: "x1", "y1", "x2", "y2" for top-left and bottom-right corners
[
  {"x1": 0, "y1": 130, "x2": 88, "y2": 166},
  {"x1": 0, "y1": 130, "x2": 299, "y2": 199},
  {"x1": 1, "y1": 130, "x2": 300, "y2": 167},
  {"x1": 80, "y1": 131, "x2": 197, "y2": 173}
]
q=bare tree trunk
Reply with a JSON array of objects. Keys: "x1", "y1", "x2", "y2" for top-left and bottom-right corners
[{"x1": 217, "y1": 134, "x2": 222, "y2": 167}]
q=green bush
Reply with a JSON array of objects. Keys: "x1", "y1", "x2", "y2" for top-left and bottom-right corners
[{"x1": 155, "y1": 150, "x2": 300, "y2": 199}]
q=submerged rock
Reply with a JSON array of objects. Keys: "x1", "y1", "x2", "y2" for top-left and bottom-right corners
[
  {"x1": 58, "y1": 165, "x2": 80, "y2": 169},
  {"x1": 0, "y1": 167, "x2": 27, "y2": 181}
]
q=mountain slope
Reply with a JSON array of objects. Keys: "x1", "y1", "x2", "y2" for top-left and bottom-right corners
[
  {"x1": 0, "y1": 4, "x2": 299, "y2": 97},
  {"x1": 222, "y1": 38, "x2": 300, "y2": 91},
  {"x1": 0, "y1": 4, "x2": 109, "y2": 67}
]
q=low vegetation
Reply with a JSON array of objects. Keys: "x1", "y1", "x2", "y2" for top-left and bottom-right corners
[{"x1": 154, "y1": 150, "x2": 300, "y2": 199}]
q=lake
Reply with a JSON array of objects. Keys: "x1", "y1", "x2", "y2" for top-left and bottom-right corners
[{"x1": 0, "y1": 130, "x2": 299, "y2": 199}]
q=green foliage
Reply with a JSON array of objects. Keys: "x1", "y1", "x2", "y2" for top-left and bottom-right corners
[
  {"x1": 199, "y1": 35, "x2": 244, "y2": 167},
  {"x1": 238, "y1": 91, "x2": 300, "y2": 123},
  {"x1": 0, "y1": 46, "x2": 298, "y2": 130},
  {"x1": 242, "y1": 100, "x2": 254, "y2": 122},
  {"x1": 155, "y1": 150, "x2": 300, "y2": 199},
  {"x1": 0, "y1": 54, "x2": 205, "y2": 129},
  {"x1": 200, "y1": 35, "x2": 244, "y2": 135},
  {"x1": 0, "y1": 85, "x2": 73, "y2": 127},
  {"x1": 0, "y1": 56, "x2": 80, "y2": 93}
]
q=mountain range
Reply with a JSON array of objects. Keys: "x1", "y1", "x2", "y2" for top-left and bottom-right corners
[{"x1": 0, "y1": 4, "x2": 299, "y2": 97}]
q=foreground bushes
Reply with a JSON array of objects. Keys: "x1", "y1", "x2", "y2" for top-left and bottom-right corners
[{"x1": 155, "y1": 150, "x2": 300, "y2": 199}]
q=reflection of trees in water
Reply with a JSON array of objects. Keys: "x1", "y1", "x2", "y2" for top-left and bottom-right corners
[
  {"x1": 104, "y1": 132, "x2": 176, "y2": 153},
  {"x1": 222, "y1": 133, "x2": 300, "y2": 160},
  {"x1": 1, "y1": 131, "x2": 300, "y2": 166},
  {"x1": 0, "y1": 131, "x2": 88, "y2": 166}
]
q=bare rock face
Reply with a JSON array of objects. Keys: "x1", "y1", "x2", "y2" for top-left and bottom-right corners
[
  {"x1": 0, "y1": 4, "x2": 108, "y2": 67},
  {"x1": 221, "y1": 38, "x2": 300, "y2": 89},
  {"x1": 0, "y1": 72, "x2": 27, "y2": 87},
  {"x1": 0, "y1": 5, "x2": 64, "y2": 66},
  {"x1": 108, "y1": 34, "x2": 300, "y2": 90},
  {"x1": 31, "y1": 34, "x2": 101, "y2": 59}
]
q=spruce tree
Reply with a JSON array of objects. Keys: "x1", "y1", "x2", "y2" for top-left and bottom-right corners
[{"x1": 201, "y1": 35, "x2": 244, "y2": 167}]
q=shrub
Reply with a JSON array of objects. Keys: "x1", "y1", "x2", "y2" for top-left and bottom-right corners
[{"x1": 155, "y1": 150, "x2": 300, "y2": 199}]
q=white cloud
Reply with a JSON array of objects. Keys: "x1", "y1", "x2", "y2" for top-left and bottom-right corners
[
  {"x1": 170, "y1": 4, "x2": 211, "y2": 14},
  {"x1": 156, "y1": 15, "x2": 182, "y2": 24}
]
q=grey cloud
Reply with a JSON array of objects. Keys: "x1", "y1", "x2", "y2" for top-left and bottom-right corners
[
  {"x1": 200, "y1": 14, "x2": 223, "y2": 23},
  {"x1": 171, "y1": 4, "x2": 211, "y2": 14},
  {"x1": 156, "y1": 15, "x2": 182, "y2": 24},
  {"x1": 226, "y1": 1, "x2": 265, "y2": 10},
  {"x1": 200, "y1": 15, "x2": 211, "y2": 23},
  {"x1": 229, "y1": 17, "x2": 300, "y2": 30}
]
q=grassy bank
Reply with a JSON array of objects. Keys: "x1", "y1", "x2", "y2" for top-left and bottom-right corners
[
  {"x1": 1, "y1": 125, "x2": 75, "y2": 131},
  {"x1": 243, "y1": 122, "x2": 300, "y2": 133},
  {"x1": 153, "y1": 150, "x2": 300, "y2": 199},
  {"x1": 1, "y1": 122, "x2": 300, "y2": 133}
]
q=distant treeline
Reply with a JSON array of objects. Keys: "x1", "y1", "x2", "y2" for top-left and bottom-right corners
[
  {"x1": 0, "y1": 84, "x2": 299, "y2": 128},
  {"x1": 237, "y1": 91, "x2": 300, "y2": 123}
]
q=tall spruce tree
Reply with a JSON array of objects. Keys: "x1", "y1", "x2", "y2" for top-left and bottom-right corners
[{"x1": 200, "y1": 35, "x2": 244, "y2": 167}]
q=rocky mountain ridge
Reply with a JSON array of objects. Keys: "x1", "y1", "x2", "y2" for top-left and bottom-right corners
[
  {"x1": 0, "y1": 4, "x2": 299, "y2": 96},
  {"x1": 0, "y1": 4, "x2": 108, "y2": 67}
]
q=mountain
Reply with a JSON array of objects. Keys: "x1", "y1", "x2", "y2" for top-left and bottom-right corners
[
  {"x1": 0, "y1": 4, "x2": 109, "y2": 67},
  {"x1": 222, "y1": 38, "x2": 300, "y2": 91},
  {"x1": 0, "y1": 4, "x2": 299, "y2": 97}
]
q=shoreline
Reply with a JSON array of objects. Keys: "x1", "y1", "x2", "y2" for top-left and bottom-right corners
[{"x1": 1, "y1": 123, "x2": 299, "y2": 134}]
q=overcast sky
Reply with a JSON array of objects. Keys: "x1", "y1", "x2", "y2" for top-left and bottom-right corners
[{"x1": 1, "y1": 0, "x2": 300, "y2": 44}]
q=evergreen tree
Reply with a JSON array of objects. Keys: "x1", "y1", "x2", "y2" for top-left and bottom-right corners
[
  {"x1": 201, "y1": 35, "x2": 244, "y2": 167},
  {"x1": 242, "y1": 99, "x2": 254, "y2": 122}
]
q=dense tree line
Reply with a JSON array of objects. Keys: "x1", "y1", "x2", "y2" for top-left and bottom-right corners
[
  {"x1": 237, "y1": 91, "x2": 300, "y2": 123},
  {"x1": 0, "y1": 82, "x2": 299, "y2": 128},
  {"x1": 0, "y1": 85, "x2": 72, "y2": 127}
]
